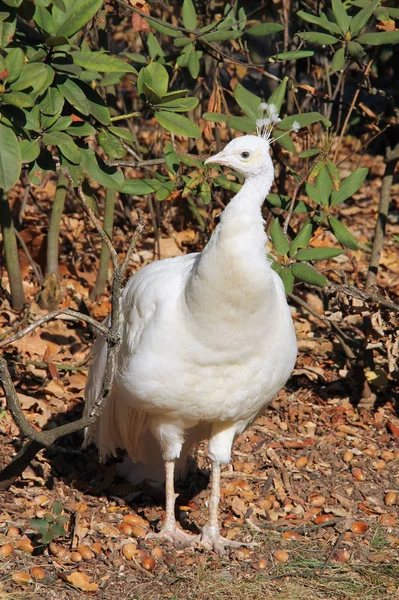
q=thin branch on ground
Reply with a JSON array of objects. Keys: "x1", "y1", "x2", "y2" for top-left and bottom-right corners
[
  {"x1": 324, "y1": 283, "x2": 399, "y2": 313},
  {"x1": 0, "y1": 308, "x2": 114, "y2": 349}
]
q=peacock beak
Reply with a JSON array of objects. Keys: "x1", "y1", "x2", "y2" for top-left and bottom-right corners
[{"x1": 204, "y1": 151, "x2": 228, "y2": 166}]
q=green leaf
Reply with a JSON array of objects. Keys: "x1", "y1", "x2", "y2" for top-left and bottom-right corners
[
  {"x1": 331, "y1": 47, "x2": 345, "y2": 72},
  {"x1": 356, "y1": 31, "x2": 399, "y2": 45},
  {"x1": 58, "y1": 141, "x2": 82, "y2": 164},
  {"x1": 66, "y1": 122, "x2": 97, "y2": 137},
  {"x1": 350, "y1": 0, "x2": 380, "y2": 36},
  {"x1": 228, "y1": 116, "x2": 255, "y2": 133},
  {"x1": 182, "y1": 0, "x2": 197, "y2": 30},
  {"x1": 270, "y1": 218, "x2": 290, "y2": 256},
  {"x1": 297, "y1": 32, "x2": 339, "y2": 45},
  {"x1": 146, "y1": 18, "x2": 183, "y2": 37},
  {"x1": 2, "y1": 0, "x2": 23, "y2": 7},
  {"x1": 51, "y1": 500, "x2": 63, "y2": 516},
  {"x1": 279, "y1": 111, "x2": 331, "y2": 129},
  {"x1": 299, "y1": 148, "x2": 320, "y2": 158},
  {"x1": 2, "y1": 91, "x2": 34, "y2": 108},
  {"x1": 121, "y1": 52, "x2": 148, "y2": 64},
  {"x1": 144, "y1": 62, "x2": 169, "y2": 97},
  {"x1": 60, "y1": 155, "x2": 84, "y2": 185},
  {"x1": 274, "y1": 130, "x2": 296, "y2": 153},
  {"x1": 154, "y1": 111, "x2": 201, "y2": 138},
  {"x1": 42, "y1": 131, "x2": 73, "y2": 145},
  {"x1": 269, "y1": 49, "x2": 314, "y2": 62},
  {"x1": 200, "y1": 180, "x2": 211, "y2": 205},
  {"x1": 56, "y1": 77, "x2": 90, "y2": 115},
  {"x1": 328, "y1": 216, "x2": 358, "y2": 249},
  {"x1": 202, "y1": 112, "x2": 255, "y2": 133},
  {"x1": 326, "y1": 160, "x2": 341, "y2": 192},
  {"x1": 330, "y1": 167, "x2": 368, "y2": 205},
  {"x1": 233, "y1": 83, "x2": 261, "y2": 121},
  {"x1": 280, "y1": 267, "x2": 294, "y2": 294},
  {"x1": 347, "y1": 41, "x2": 365, "y2": 58},
  {"x1": 315, "y1": 165, "x2": 333, "y2": 204},
  {"x1": 108, "y1": 126, "x2": 136, "y2": 142},
  {"x1": 29, "y1": 149, "x2": 56, "y2": 185},
  {"x1": 0, "y1": 14, "x2": 16, "y2": 50},
  {"x1": 188, "y1": 48, "x2": 200, "y2": 78},
  {"x1": 331, "y1": 0, "x2": 350, "y2": 33},
  {"x1": 296, "y1": 247, "x2": 345, "y2": 261},
  {"x1": 173, "y1": 36, "x2": 193, "y2": 47},
  {"x1": 80, "y1": 81, "x2": 111, "y2": 125},
  {"x1": 0, "y1": 123, "x2": 21, "y2": 190},
  {"x1": 214, "y1": 175, "x2": 242, "y2": 193},
  {"x1": 45, "y1": 35, "x2": 70, "y2": 47},
  {"x1": 155, "y1": 97, "x2": 199, "y2": 112},
  {"x1": 290, "y1": 221, "x2": 313, "y2": 255},
  {"x1": 39, "y1": 87, "x2": 64, "y2": 116},
  {"x1": 47, "y1": 116, "x2": 72, "y2": 132},
  {"x1": 71, "y1": 51, "x2": 138, "y2": 73},
  {"x1": 202, "y1": 30, "x2": 242, "y2": 42},
  {"x1": 164, "y1": 141, "x2": 179, "y2": 175},
  {"x1": 266, "y1": 193, "x2": 311, "y2": 214},
  {"x1": 297, "y1": 11, "x2": 341, "y2": 34},
  {"x1": 147, "y1": 31, "x2": 164, "y2": 60},
  {"x1": 306, "y1": 181, "x2": 323, "y2": 204},
  {"x1": 246, "y1": 22, "x2": 284, "y2": 36},
  {"x1": 19, "y1": 139, "x2": 40, "y2": 163},
  {"x1": 34, "y1": 5, "x2": 56, "y2": 36},
  {"x1": 122, "y1": 178, "x2": 156, "y2": 195},
  {"x1": 98, "y1": 129, "x2": 126, "y2": 159},
  {"x1": 267, "y1": 77, "x2": 288, "y2": 113},
  {"x1": 80, "y1": 146, "x2": 124, "y2": 190},
  {"x1": 10, "y1": 63, "x2": 48, "y2": 92},
  {"x1": 53, "y1": 0, "x2": 103, "y2": 38},
  {"x1": 291, "y1": 262, "x2": 328, "y2": 287},
  {"x1": 4, "y1": 47, "x2": 24, "y2": 83}
]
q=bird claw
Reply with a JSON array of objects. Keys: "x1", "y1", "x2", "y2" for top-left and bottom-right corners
[
  {"x1": 192, "y1": 525, "x2": 258, "y2": 557},
  {"x1": 146, "y1": 523, "x2": 197, "y2": 547}
]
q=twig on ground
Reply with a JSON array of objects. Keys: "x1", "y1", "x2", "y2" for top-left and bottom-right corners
[
  {"x1": 324, "y1": 283, "x2": 399, "y2": 313},
  {"x1": 319, "y1": 531, "x2": 346, "y2": 575},
  {"x1": 0, "y1": 308, "x2": 113, "y2": 349}
]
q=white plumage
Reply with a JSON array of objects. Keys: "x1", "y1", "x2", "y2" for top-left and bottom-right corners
[{"x1": 84, "y1": 134, "x2": 297, "y2": 554}]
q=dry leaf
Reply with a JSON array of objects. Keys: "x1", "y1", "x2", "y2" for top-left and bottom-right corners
[
  {"x1": 64, "y1": 571, "x2": 99, "y2": 592},
  {"x1": 231, "y1": 496, "x2": 247, "y2": 518}
]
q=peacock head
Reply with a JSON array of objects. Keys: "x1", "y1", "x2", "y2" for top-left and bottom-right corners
[{"x1": 204, "y1": 135, "x2": 274, "y2": 180}]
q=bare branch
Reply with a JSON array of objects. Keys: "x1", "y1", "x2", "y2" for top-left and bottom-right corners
[
  {"x1": 0, "y1": 308, "x2": 114, "y2": 350},
  {"x1": 63, "y1": 169, "x2": 119, "y2": 272}
]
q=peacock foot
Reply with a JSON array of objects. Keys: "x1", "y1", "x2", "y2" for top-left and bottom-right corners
[
  {"x1": 193, "y1": 524, "x2": 258, "y2": 557},
  {"x1": 146, "y1": 521, "x2": 197, "y2": 546}
]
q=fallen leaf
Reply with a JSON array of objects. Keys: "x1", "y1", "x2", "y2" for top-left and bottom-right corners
[{"x1": 63, "y1": 571, "x2": 99, "y2": 592}]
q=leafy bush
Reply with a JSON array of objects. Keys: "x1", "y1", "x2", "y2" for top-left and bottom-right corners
[{"x1": 0, "y1": 0, "x2": 398, "y2": 303}]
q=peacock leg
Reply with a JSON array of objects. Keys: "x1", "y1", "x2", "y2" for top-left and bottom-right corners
[{"x1": 146, "y1": 459, "x2": 196, "y2": 545}]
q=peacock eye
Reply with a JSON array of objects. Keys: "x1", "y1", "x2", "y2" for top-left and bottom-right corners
[{"x1": 240, "y1": 151, "x2": 250, "y2": 159}]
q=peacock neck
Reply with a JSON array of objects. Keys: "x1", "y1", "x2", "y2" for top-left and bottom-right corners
[{"x1": 184, "y1": 172, "x2": 274, "y2": 321}]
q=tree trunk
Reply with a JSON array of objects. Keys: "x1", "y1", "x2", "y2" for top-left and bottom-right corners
[
  {"x1": 0, "y1": 190, "x2": 25, "y2": 310},
  {"x1": 90, "y1": 187, "x2": 116, "y2": 301},
  {"x1": 366, "y1": 142, "x2": 399, "y2": 290},
  {"x1": 46, "y1": 171, "x2": 68, "y2": 278}
]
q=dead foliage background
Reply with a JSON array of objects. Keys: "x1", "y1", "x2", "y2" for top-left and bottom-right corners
[{"x1": 0, "y1": 0, "x2": 399, "y2": 598}]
